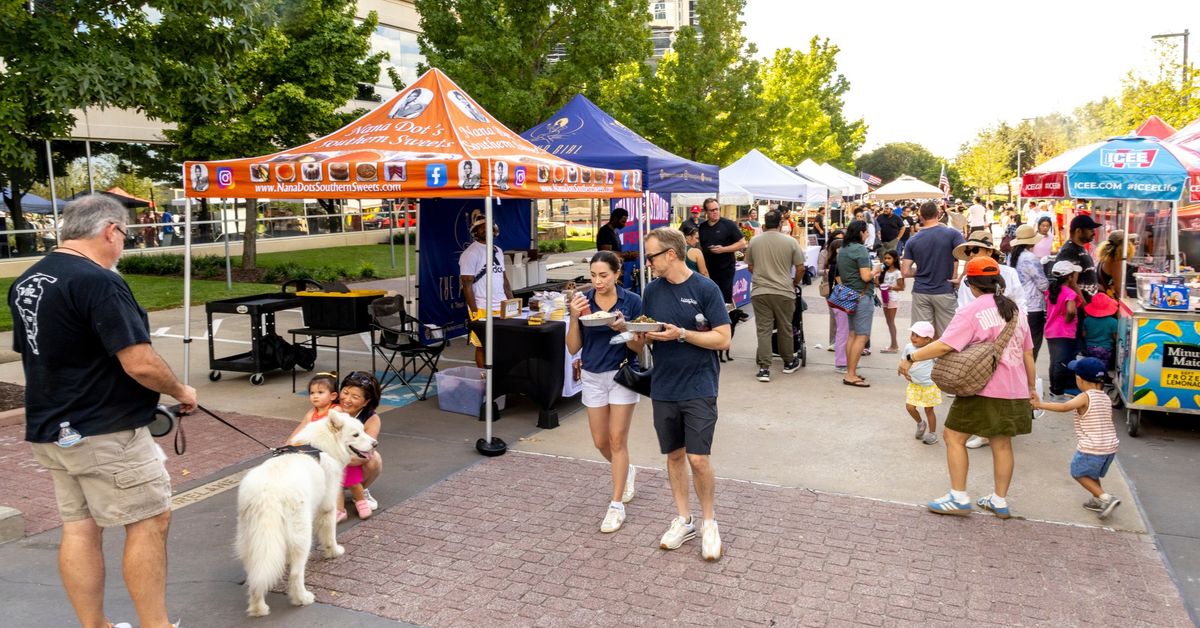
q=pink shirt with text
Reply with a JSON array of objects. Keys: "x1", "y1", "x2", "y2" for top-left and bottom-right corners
[{"x1": 939, "y1": 294, "x2": 1033, "y2": 400}]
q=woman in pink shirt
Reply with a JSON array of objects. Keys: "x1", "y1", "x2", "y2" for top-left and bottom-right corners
[{"x1": 898, "y1": 256, "x2": 1036, "y2": 519}]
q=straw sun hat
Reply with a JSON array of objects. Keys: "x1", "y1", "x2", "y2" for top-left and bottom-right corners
[
  {"x1": 952, "y1": 231, "x2": 997, "y2": 261},
  {"x1": 1009, "y1": 224, "x2": 1043, "y2": 247}
]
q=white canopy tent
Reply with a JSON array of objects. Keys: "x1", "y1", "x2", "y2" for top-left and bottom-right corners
[
  {"x1": 720, "y1": 149, "x2": 828, "y2": 204},
  {"x1": 820, "y1": 163, "x2": 869, "y2": 196},
  {"x1": 867, "y1": 174, "x2": 945, "y2": 200},
  {"x1": 795, "y1": 159, "x2": 853, "y2": 197}
]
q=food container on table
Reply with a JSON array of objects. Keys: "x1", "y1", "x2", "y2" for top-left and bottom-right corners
[{"x1": 1149, "y1": 282, "x2": 1189, "y2": 310}]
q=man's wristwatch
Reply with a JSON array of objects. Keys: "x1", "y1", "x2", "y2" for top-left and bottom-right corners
[{"x1": 678, "y1": 328, "x2": 688, "y2": 343}]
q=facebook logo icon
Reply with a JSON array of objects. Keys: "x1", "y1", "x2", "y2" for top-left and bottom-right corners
[{"x1": 426, "y1": 163, "x2": 448, "y2": 188}]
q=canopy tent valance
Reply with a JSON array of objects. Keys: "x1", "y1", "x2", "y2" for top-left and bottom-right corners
[
  {"x1": 867, "y1": 175, "x2": 945, "y2": 200},
  {"x1": 520, "y1": 94, "x2": 718, "y2": 194},
  {"x1": 179, "y1": 68, "x2": 643, "y2": 458},
  {"x1": 820, "y1": 163, "x2": 869, "y2": 196},
  {"x1": 2, "y1": 189, "x2": 64, "y2": 214}
]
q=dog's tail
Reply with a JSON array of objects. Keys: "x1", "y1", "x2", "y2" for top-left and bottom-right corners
[{"x1": 236, "y1": 495, "x2": 289, "y2": 595}]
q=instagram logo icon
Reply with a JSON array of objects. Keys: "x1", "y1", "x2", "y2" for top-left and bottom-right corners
[{"x1": 216, "y1": 167, "x2": 235, "y2": 189}]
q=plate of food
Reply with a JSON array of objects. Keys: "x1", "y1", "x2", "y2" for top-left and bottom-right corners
[
  {"x1": 580, "y1": 311, "x2": 617, "y2": 327},
  {"x1": 624, "y1": 315, "x2": 663, "y2": 332}
]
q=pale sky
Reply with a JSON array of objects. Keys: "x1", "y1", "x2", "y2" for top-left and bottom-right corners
[{"x1": 743, "y1": 0, "x2": 1196, "y2": 160}]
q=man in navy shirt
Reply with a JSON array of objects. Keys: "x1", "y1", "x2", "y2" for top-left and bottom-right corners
[
  {"x1": 901, "y1": 200, "x2": 964, "y2": 336},
  {"x1": 635, "y1": 227, "x2": 731, "y2": 561}
]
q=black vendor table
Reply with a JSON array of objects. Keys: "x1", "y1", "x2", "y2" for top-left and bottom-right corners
[
  {"x1": 205, "y1": 292, "x2": 303, "y2": 385},
  {"x1": 468, "y1": 318, "x2": 571, "y2": 429},
  {"x1": 288, "y1": 327, "x2": 360, "y2": 392}
]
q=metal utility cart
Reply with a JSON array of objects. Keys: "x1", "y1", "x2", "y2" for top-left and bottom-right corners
[{"x1": 205, "y1": 283, "x2": 309, "y2": 385}]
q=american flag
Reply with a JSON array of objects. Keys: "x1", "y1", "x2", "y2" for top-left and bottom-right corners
[
  {"x1": 859, "y1": 171, "x2": 882, "y2": 186},
  {"x1": 938, "y1": 165, "x2": 951, "y2": 197}
]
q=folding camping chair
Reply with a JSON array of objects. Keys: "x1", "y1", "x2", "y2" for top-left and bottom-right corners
[{"x1": 369, "y1": 295, "x2": 446, "y2": 400}]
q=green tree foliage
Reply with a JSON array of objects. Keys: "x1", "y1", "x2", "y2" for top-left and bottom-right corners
[
  {"x1": 154, "y1": 0, "x2": 383, "y2": 269},
  {"x1": 855, "y1": 143, "x2": 956, "y2": 190},
  {"x1": 414, "y1": 0, "x2": 652, "y2": 133},
  {"x1": 0, "y1": 1, "x2": 256, "y2": 252},
  {"x1": 758, "y1": 38, "x2": 865, "y2": 171},
  {"x1": 955, "y1": 128, "x2": 1014, "y2": 198}
]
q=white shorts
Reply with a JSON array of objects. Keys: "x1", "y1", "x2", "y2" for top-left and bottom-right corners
[{"x1": 582, "y1": 369, "x2": 640, "y2": 408}]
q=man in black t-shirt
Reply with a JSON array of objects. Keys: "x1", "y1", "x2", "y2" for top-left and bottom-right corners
[
  {"x1": 10, "y1": 195, "x2": 196, "y2": 628},
  {"x1": 697, "y1": 198, "x2": 746, "y2": 304},
  {"x1": 876, "y1": 209, "x2": 904, "y2": 254},
  {"x1": 596, "y1": 207, "x2": 638, "y2": 262},
  {"x1": 1056, "y1": 214, "x2": 1100, "y2": 296},
  {"x1": 812, "y1": 206, "x2": 827, "y2": 248}
]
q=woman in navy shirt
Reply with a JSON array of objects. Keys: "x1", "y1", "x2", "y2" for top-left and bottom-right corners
[{"x1": 567, "y1": 251, "x2": 643, "y2": 534}]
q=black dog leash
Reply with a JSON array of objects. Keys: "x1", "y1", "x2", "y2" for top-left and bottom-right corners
[{"x1": 173, "y1": 404, "x2": 277, "y2": 456}]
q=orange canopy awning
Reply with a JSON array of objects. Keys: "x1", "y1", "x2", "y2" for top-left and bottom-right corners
[{"x1": 183, "y1": 69, "x2": 642, "y2": 200}]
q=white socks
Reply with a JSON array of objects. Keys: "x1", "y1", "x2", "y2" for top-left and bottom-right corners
[
  {"x1": 989, "y1": 494, "x2": 1008, "y2": 508},
  {"x1": 949, "y1": 489, "x2": 969, "y2": 503}
]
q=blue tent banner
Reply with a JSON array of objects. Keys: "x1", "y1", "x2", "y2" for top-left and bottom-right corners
[
  {"x1": 417, "y1": 198, "x2": 532, "y2": 337},
  {"x1": 611, "y1": 192, "x2": 673, "y2": 286},
  {"x1": 521, "y1": 94, "x2": 718, "y2": 195}
]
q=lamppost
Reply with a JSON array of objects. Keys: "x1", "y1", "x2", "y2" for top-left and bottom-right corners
[
  {"x1": 1013, "y1": 149, "x2": 1025, "y2": 205},
  {"x1": 1152, "y1": 29, "x2": 1190, "y2": 101}
]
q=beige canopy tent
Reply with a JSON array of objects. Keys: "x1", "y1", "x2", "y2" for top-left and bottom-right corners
[{"x1": 867, "y1": 175, "x2": 945, "y2": 200}]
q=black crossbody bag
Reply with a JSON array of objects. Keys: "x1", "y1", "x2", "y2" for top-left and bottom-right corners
[{"x1": 613, "y1": 347, "x2": 652, "y2": 396}]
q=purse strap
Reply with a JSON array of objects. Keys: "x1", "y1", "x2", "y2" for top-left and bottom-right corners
[{"x1": 991, "y1": 314, "x2": 1019, "y2": 356}]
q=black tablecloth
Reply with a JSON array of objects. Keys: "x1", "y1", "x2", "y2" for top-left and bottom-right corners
[{"x1": 468, "y1": 318, "x2": 566, "y2": 412}]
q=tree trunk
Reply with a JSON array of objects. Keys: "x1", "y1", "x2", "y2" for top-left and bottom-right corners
[{"x1": 241, "y1": 198, "x2": 258, "y2": 270}]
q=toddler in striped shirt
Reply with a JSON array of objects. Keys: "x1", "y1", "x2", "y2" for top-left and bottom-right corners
[{"x1": 1031, "y1": 357, "x2": 1121, "y2": 520}]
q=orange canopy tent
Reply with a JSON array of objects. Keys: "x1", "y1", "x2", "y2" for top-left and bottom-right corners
[{"x1": 180, "y1": 69, "x2": 644, "y2": 455}]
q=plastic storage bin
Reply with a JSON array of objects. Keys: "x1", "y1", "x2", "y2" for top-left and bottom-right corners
[
  {"x1": 435, "y1": 366, "x2": 505, "y2": 416},
  {"x1": 296, "y1": 290, "x2": 387, "y2": 331}
]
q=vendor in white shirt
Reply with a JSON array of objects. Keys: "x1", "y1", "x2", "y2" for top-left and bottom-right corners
[
  {"x1": 459, "y1": 216, "x2": 514, "y2": 367},
  {"x1": 953, "y1": 231, "x2": 1025, "y2": 313}
]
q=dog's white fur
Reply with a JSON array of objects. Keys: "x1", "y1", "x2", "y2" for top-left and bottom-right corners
[{"x1": 235, "y1": 409, "x2": 377, "y2": 617}]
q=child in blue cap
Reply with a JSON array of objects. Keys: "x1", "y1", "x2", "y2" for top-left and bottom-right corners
[{"x1": 1032, "y1": 357, "x2": 1121, "y2": 519}]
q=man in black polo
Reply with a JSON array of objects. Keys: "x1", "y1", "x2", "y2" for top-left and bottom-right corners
[
  {"x1": 596, "y1": 207, "x2": 638, "y2": 262},
  {"x1": 697, "y1": 198, "x2": 746, "y2": 304}
]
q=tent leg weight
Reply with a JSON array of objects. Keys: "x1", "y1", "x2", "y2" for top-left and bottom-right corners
[
  {"x1": 537, "y1": 409, "x2": 559, "y2": 430},
  {"x1": 476, "y1": 437, "x2": 507, "y2": 457}
]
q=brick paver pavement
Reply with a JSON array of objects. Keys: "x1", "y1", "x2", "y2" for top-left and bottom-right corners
[
  {"x1": 0, "y1": 410, "x2": 295, "y2": 535},
  {"x1": 305, "y1": 452, "x2": 1191, "y2": 627}
]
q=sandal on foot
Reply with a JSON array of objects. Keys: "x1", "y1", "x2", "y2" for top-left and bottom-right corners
[{"x1": 842, "y1": 378, "x2": 870, "y2": 388}]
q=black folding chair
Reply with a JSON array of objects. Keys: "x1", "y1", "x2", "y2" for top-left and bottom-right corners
[{"x1": 369, "y1": 296, "x2": 446, "y2": 400}]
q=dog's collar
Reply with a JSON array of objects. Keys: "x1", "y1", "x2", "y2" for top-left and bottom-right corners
[{"x1": 272, "y1": 444, "x2": 322, "y2": 462}]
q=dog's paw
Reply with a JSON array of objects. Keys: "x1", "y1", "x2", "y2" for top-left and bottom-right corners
[
  {"x1": 247, "y1": 601, "x2": 270, "y2": 617},
  {"x1": 324, "y1": 544, "x2": 345, "y2": 559},
  {"x1": 290, "y1": 589, "x2": 316, "y2": 607}
]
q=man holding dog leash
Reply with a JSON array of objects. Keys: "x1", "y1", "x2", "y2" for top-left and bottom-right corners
[{"x1": 10, "y1": 194, "x2": 196, "y2": 628}]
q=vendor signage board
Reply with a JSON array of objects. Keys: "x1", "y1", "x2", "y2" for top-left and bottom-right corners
[
  {"x1": 1126, "y1": 317, "x2": 1200, "y2": 411},
  {"x1": 1069, "y1": 173, "x2": 1185, "y2": 202}
]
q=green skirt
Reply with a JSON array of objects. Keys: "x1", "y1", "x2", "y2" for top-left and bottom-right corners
[{"x1": 944, "y1": 395, "x2": 1033, "y2": 438}]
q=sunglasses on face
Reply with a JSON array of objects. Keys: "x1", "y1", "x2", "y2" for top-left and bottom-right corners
[
  {"x1": 965, "y1": 246, "x2": 982, "y2": 255},
  {"x1": 645, "y1": 248, "x2": 670, "y2": 262}
]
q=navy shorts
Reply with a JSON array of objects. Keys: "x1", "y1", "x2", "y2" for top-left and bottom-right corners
[
  {"x1": 1070, "y1": 450, "x2": 1115, "y2": 479},
  {"x1": 651, "y1": 397, "x2": 718, "y2": 455}
]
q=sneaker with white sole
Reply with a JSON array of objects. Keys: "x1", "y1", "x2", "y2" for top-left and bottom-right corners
[
  {"x1": 834, "y1": 366, "x2": 847, "y2": 374},
  {"x1": 362, "y1": 488, "x2": 378, "y2": 511},
  {"x1": 1097, "y1": 495, "x2": 1121, "y2": 520},
  {"x1": 922, "y1": 432, "x2": 939, "y2": 445},
  {"x1": 659, "y1": 516, "x2": 697, "y2": 550},
  {"x1": 701, "y1": 520, "x2": 723, "y2": 561},
  {"x1": 927, "y1": 493, "x2": 972, "y2": 516},
  {"x1": 782, "y1": 357, "x2": 801, "y2": 374},
  {"x1": 1082, "y1": 497, "x2": 1104, "y2": 512},
  {"x1": 756, "y1": 368, "x2": 771, "y2": 382},
  {"x1": 965, "y1": 435, "x2": 990, "y2": 449},
  {"x1": 621, "y1": 466, "x2": 636, "y2": 503},
  {"x1": 914, "y1": 420, "x2": 927, "y2": 440},
  {"x1": 976, "y1": 494, "x2": 1011, "y2": 519},
  {"x1": 600, "y1": 506, "x2": 625, "y2": 533}
]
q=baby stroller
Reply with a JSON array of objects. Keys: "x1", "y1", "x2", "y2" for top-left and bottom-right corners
[{"x1": 769, "y1": 285, "x2": 807, "y2": 367}]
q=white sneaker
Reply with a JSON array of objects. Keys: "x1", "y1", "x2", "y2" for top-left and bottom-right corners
[
  {"x1": 362, "y1": 488, "x2": 378, "y2": 511},
  {"x1": 914, "y1": 420, "x2": 927, "y2": 440},
  {"x1": 659, "y1": 516, "x2": 697, "y2": 550},
  {"x1": 701, "y1": 520, "x2": 723, "y2": 561},
  {"x1": 600, "y1": 505, "x2": 625, "y2": 533},
  {"x1": 965, "y1": 435, "x2": 990, "y2": 449},
  {"x1": 621, "y1": 466, "x2": 636, "y2": 503}
]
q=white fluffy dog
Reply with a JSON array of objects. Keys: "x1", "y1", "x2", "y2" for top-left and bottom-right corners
[{"x1": 235, "y1": 409, "x2": 378, "y2": 617}]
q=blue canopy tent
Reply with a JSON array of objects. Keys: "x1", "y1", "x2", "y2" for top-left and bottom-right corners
[
  {"x1": 2, "y1": 189, "x2": 65, "y2": 215},
  {"x1": 522, "y1": 94, "x2": 719, "y2": 287}
]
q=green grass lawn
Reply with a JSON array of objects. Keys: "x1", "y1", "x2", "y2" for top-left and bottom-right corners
[
  {"x1": 238, "y1": 243, "x2": 415, "y2": 279},
  {"x1": 564, "y1": 238, "x2": 597, "y2": 253},
  {"x1": 0, "y1": 275, "x2": 274, "y2": 332}
]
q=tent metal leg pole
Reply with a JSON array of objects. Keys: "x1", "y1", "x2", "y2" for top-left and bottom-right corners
[
  {"x1": 183, "y1": 195, "x2": 193, "y2": 386},
  {"x1": 223, "y1": 201, "x2": 232, "y2": 289},
  {"x1": 477, "y1": 194, "x2": 506, "y2": 457},
  {"x1": 389, "y1": 199, "x2": 397, "y2": 269},
  {"x1": 46, "y1": 141, "x2": 60, "y2": 245},
  {"x1": 85, "y1": 140, "x2": 95, "y2": 194}
]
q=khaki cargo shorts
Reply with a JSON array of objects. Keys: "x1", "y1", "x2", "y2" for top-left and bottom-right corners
[{"x1": 30, "y1": 426, "x2": 171, "y2": 528}]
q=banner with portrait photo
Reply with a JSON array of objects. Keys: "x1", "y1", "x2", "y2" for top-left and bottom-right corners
[
  {"x1": 611, "y1": 192, "x2": 672, "y2": 287},
  {"x1": 418, "y1": 198, "x2": 534, "y2": 336}
]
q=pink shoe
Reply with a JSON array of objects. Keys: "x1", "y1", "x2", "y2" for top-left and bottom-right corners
[
  {"x1": 336, "y1": 509, "x2": 347, "y2": 523},
  {"x1": 355, "y1": 499, "x2": 372, "y2": 519}
]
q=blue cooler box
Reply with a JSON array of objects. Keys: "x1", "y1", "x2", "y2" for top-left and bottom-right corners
[{"x1": 435, "y1": 366, "x2": 505, "y2": 416}]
